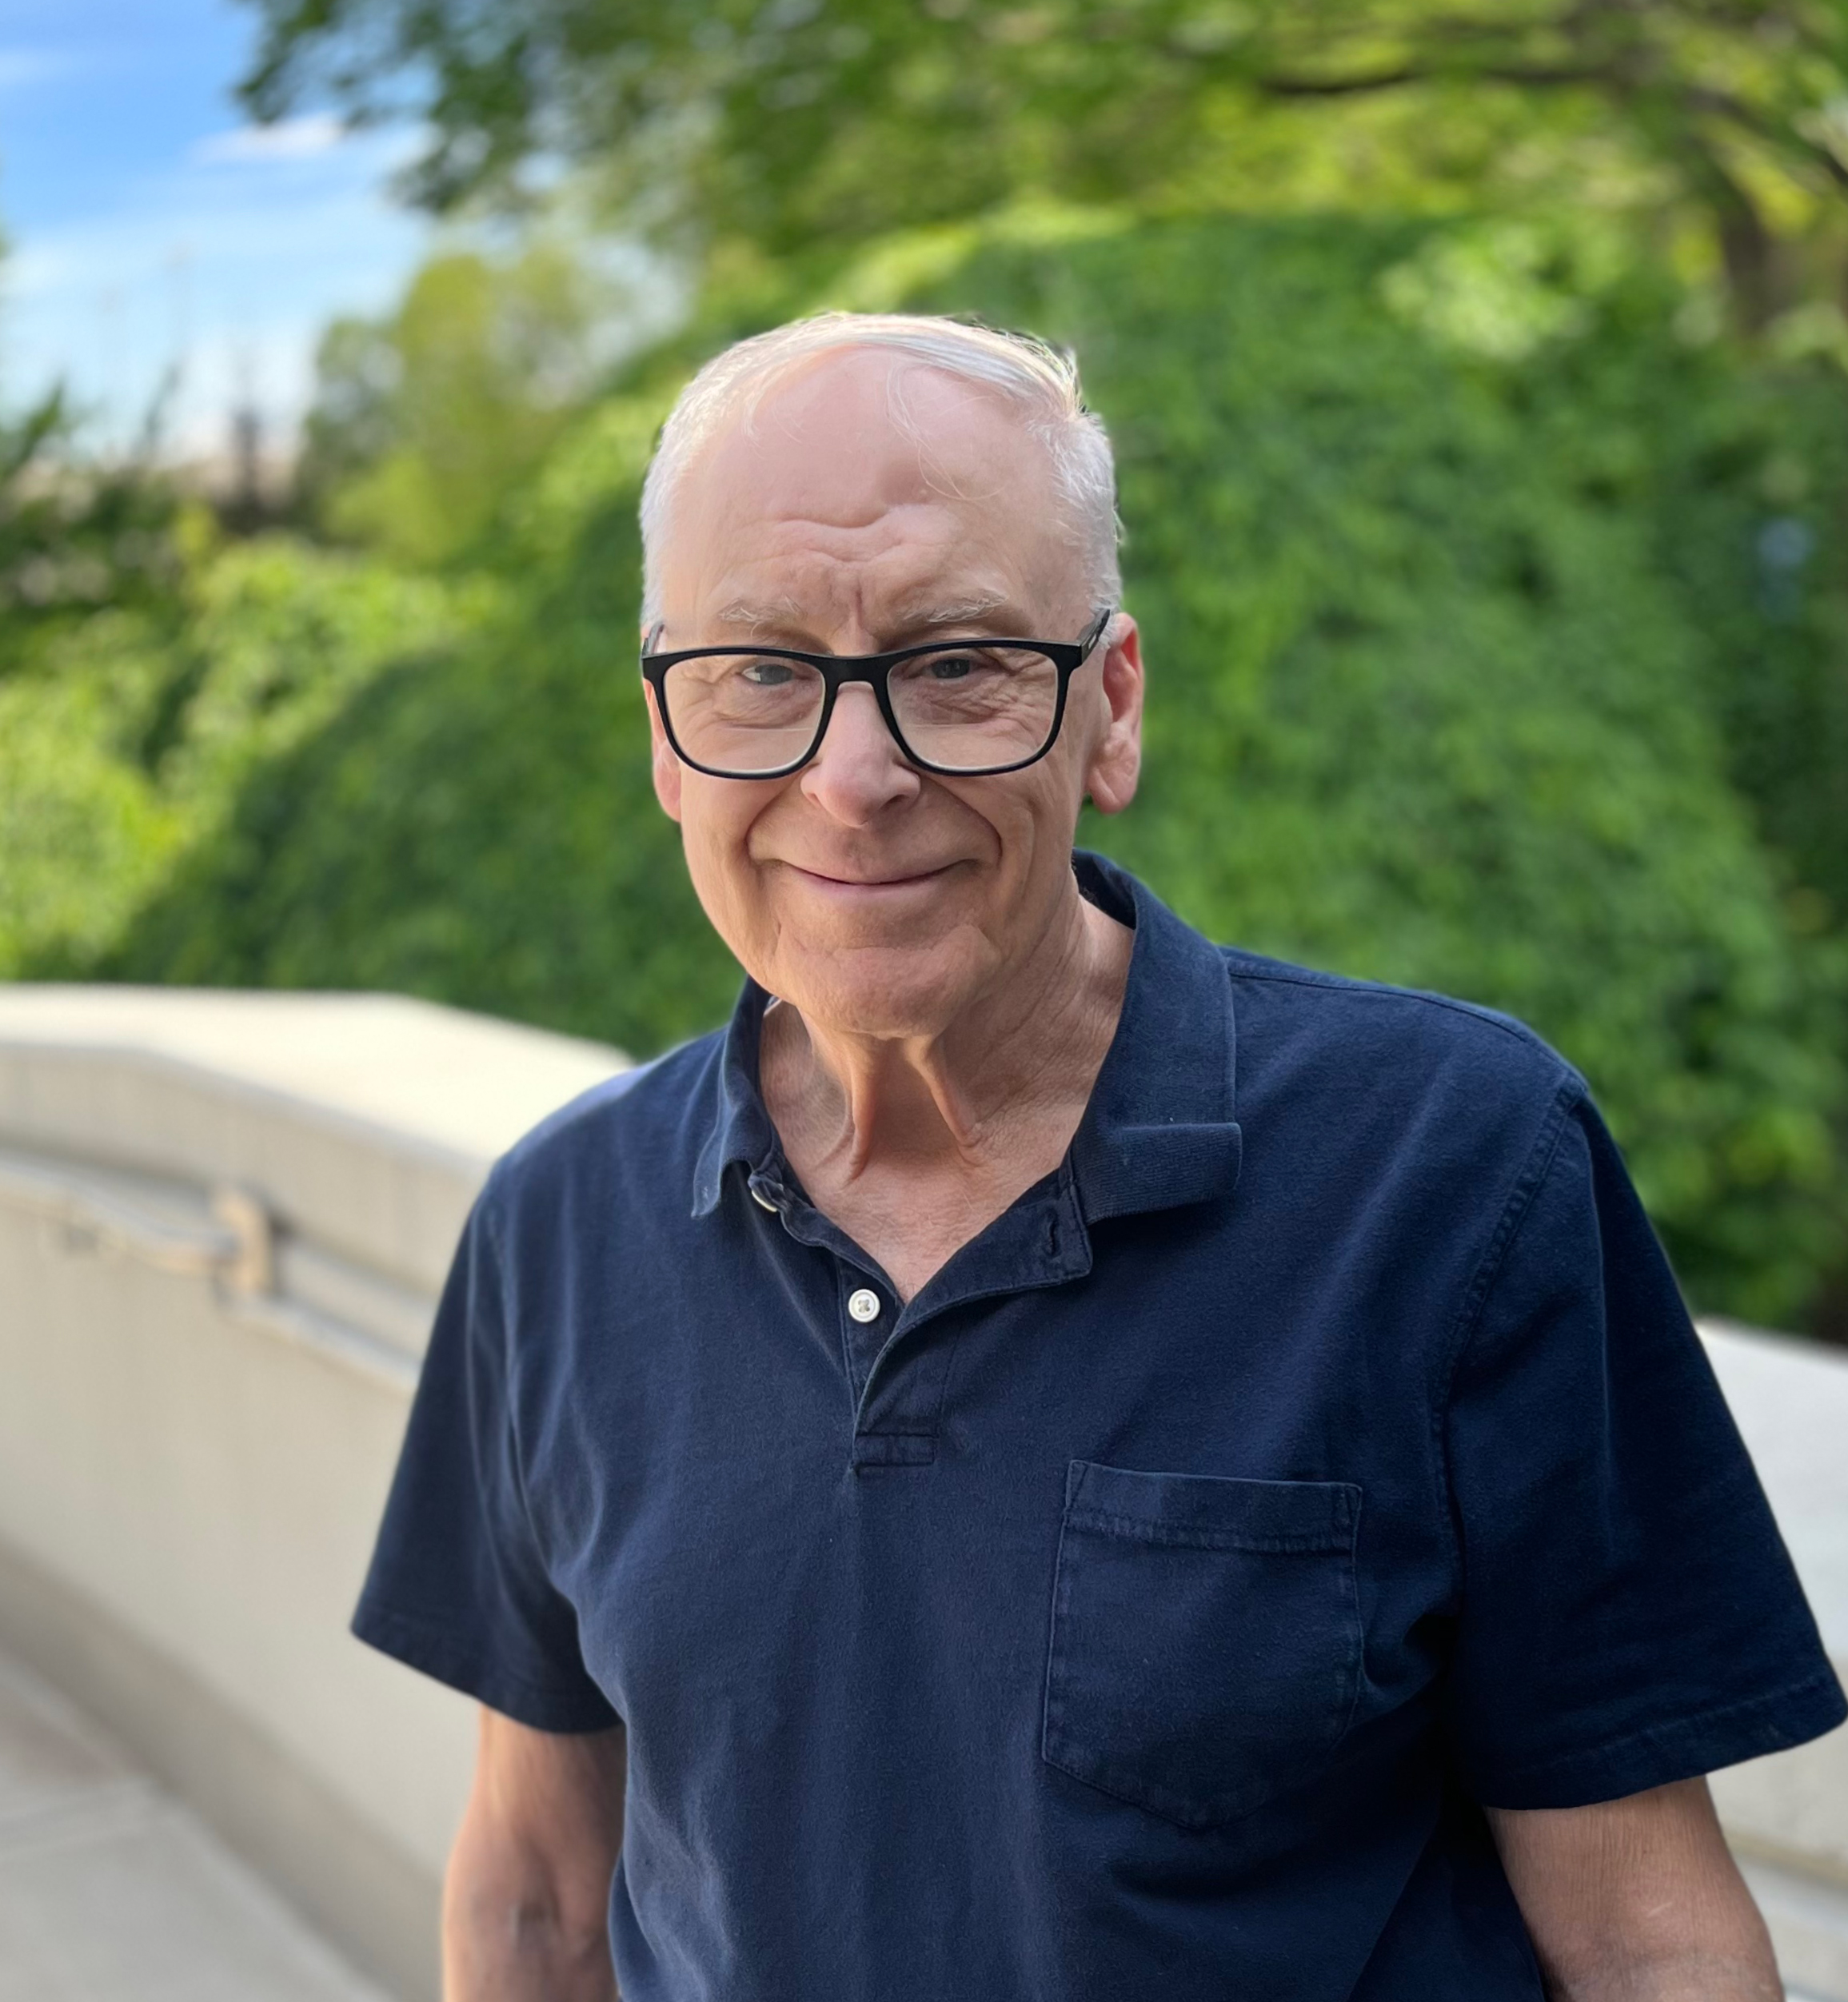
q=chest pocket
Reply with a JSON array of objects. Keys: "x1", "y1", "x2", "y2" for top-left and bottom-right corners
[{"x1": 1042, "y1": 1460, "x2": 1363, "y2": 1830}]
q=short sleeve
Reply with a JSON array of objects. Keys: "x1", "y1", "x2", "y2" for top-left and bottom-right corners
[
  {"x1": 1443, "y1": 1090, "x2": 1844, "y2": 1809},
  {"x1": 352, "y1": 1182, "x2": 620, "y2": 1733}
]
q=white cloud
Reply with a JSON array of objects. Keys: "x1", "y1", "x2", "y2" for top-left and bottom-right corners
[
  {"x1": 191, "y1": 115, "x2": 347, "y2": 166},
  {"x1": 2, "y1": 126, "x2": 429, "y2": 456}
]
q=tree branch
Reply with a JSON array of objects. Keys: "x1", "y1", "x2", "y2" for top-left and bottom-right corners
[
  {"x1": 1683, "y1": 83, "x2": 1848, "y2": 193},
  {"x1": 1255, "y1": 60, "x2": 1623, "y2": 98}
]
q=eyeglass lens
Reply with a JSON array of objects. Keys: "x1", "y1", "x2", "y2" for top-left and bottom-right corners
[{"x1": 661, "y1": 644, "x2": 1062, "y2": 775}]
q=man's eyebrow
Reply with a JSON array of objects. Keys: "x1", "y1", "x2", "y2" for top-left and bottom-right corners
[
  {"x1": 908, "y1": 592, "x2": 1013, "y2": 629},
  {"x1": 712, "y1": 596, "x2": 807, "y2": 634},
  {"x1": 708, "y1": 590, "x2": 1022, "y2": 640}
]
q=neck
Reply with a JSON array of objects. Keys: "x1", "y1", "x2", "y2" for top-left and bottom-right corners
[{"x1": 761, "y1": 879, "x2": 1134, "y2": 1185}]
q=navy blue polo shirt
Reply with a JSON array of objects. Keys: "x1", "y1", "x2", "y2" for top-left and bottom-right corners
[{"x1": 356, "y1": 851, "x2": 1843, "y2": 2000}]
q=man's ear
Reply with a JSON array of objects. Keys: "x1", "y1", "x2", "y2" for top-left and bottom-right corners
[
  {"x1": 644, "y1": 680, "x2": 685, "y2": 823},
  {"x1": 1084, "y1": 615, "x2": 1144, "y2": 816}
]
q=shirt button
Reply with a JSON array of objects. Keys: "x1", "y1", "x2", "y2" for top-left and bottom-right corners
[
  {"x1": 749, "y1": 1182, "x2": 778, "y2": 1212},
  {"x1": 847, "y1": 1288, "x2": 882, "y2": 1324}
]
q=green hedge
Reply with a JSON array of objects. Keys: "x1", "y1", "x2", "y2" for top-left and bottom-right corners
[
  {"x1": 18, "y1": 211, "x2": 1844, "y2": 1327},
  {"x1": 2, "y1": 536, "x2": 469, "y2": 976}
]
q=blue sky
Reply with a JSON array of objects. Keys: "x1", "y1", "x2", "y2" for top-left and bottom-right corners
[{"x1": 0, "y1": 0, "x2": 429, "y2": 456}]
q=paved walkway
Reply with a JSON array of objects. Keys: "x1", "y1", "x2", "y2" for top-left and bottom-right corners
[{"x1": 0, "y1": 1648, "x2": 385, "y2": 2002}]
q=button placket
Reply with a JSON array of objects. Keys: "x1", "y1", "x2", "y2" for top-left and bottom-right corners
[
  {"x1": 763, "y1": 1162, "x2": 1092, "y2": 1467},
  {"x1": 848, "y1": 1179, "x2": 1095, "y2": 1467},
  {"x1": 838, "y1": 1273, "x2": 891, "y2": 1399}
]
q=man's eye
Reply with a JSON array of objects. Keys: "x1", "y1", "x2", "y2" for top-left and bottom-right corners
[
  {"x1": 742, "y1": 659, "x2": 797, "y2": 688},
  {"x1": 928, "y1": 653, "x2": 979, "y2": 681}
]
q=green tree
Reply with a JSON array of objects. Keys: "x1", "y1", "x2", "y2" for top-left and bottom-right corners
[
  {"x1": 0, "y1": 214, "x2": 192, "y2": 678},
  {"x1": 1, "y1": 381, "x2": 184, "y2": 676},
  {"x1": 300, "y1": 240, "x2": 620, "y2": 564},
  {"x1": 241, "y1": 0, "x2": 1848, "y2": 323},
  {"x1": 1, "y1": 523, "x2": 478, "y2": 979},
  {"x1": 100, "y1": 212, "x2": 1848, "y2": 1326}
]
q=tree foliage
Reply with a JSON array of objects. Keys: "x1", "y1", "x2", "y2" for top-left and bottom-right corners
[
  {"x1": 0, "y1": 386, "x2": 185, "y2": 672},
  {"x1": 8, "y1": 15, "x2": 1848, "y2": 1332},
  {"x1": 46, "y1": 209, "x2": 1845, "y2": 1328},
  {"x1": 240, "y1": 0, "x2": 1848, "y2": 321},
  {"x1": 2, "y1": 526, "x2": 476, "y2": 977},
  {"x1": 299, "y1": 241, "x2": 624, "y2": 563}
]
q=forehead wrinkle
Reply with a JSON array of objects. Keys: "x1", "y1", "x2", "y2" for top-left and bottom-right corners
[
  {"x1": 703, "y1": 504, "x2": 996, "y2": 597},
  {"x1": 712, "y1": 586, "x2": 1010, "y2": 628},
  {"x1": 677, "y1": 416, "x2": 1080, "y2": 638}
]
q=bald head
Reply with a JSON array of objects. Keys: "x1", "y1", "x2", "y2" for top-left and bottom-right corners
[
  {"x1": 657, "y1": 347, "x2": 1090, "y2": 656},
  {"x1": 640, "y1": 312, "x2": 1120, "y2": 629}
]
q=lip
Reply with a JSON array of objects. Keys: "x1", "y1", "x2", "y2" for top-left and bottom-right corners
[{"x1": 784, "y1": 863, "x2": 956, "y2": 894}]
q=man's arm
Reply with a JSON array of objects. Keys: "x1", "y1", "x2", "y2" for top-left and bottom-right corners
[
  {"x1": 443, "y1": 1705, "x2": 627, "y2": 2001},
  {"x1": 1488, "y1": 1777, "x2": 1781, "y2": 2001}
]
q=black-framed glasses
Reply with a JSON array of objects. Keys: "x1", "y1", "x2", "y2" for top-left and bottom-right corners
[{"x1": 641, "y1": 607, "x2": 1113, "y2": 780}]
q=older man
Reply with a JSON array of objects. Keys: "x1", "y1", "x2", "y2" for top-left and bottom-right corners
[{"x1": 356, "y1": 313, "x2": 1843, "y2": 2001}]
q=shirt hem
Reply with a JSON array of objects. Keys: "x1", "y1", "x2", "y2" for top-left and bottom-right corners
[
  {"x1": 1468, "y1": 1667, "x2": 1847, "y2": 1810},
  {"x1": 351, "y1": 1597, "x2": 621, "y2": 1734}
]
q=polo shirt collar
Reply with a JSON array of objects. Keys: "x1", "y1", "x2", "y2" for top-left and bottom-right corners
[
  {"x1": 691, "y1": 851, "x2": 1241, "y2": 1223},
  {"x1": 1065, "y1": 851, "x2": 1242, "y2": 1222},
  {"x1": 691, "y1": 987, "x2": 778, "y2": 1218}
]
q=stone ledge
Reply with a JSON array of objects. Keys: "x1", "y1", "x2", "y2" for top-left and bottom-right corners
[{"x1": 0, "y1": 987, "x2": 629, "y2": 1300}]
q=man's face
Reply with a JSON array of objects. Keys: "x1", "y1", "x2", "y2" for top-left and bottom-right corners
[{"x1": 647, "y1": 349, "x2": 1143, "y2": 1039}]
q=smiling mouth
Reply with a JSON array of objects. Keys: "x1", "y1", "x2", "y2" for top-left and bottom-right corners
[{"x1": 787, "y1": 862, "x2": 955, "y2": 891}]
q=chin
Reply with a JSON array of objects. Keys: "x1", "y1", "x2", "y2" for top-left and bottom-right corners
[{"x1": 770, "y1": 939, "x2": 984, "y2": 1040}]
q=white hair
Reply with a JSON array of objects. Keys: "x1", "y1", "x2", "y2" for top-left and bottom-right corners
[{"x1": 638, "y1": 311, "x2": 1121, "y2": 629}]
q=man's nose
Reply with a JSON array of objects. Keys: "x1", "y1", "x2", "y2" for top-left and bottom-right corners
[{"x1": 799, "y1": 684, "x2": 920, "y2": 824}]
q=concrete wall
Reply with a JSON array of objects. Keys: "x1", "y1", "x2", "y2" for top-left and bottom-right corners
[
  {"x1": 0, "y1": 987, "x2": 1844, "y2": 1997},
  {"x1": 1703, "y1": 1324, "x2": 1848, "y2": 1998},
  {"x1": 0, "y1": 988, "x2": 629, "y2": 2000}
]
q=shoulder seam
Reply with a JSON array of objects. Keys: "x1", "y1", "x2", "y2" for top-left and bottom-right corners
[
  {"x1": 1220, "y1": 955, "x2": 1563, "y2": 1060},
  {"x1": 496, "y1": 1028, "x2": 724, "y2": 1174},
  {"x1": 1429, "y1": 1071, "x2": 1589, "y2": 1593},
  {"x1": 466, "y1": 1182, "x2": 557, "y2": 1590}
]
